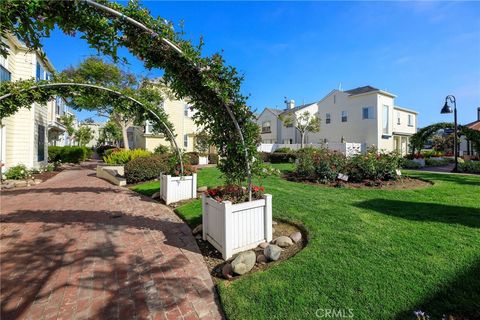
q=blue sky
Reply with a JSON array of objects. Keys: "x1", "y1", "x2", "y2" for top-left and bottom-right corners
[{"x1": 41, "y1": 1, "x2": 480, "y2": 126}]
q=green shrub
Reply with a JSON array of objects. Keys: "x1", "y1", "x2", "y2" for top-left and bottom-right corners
[
  {"x1": 153, "y1": 145, "x2": 169, "y2": 154},
  {"x1": 103, "y1": 149, "x2": 151, "y2": 165},
  {"x1": 48, "y1": 146, "x2": 91, "y2": 164},
  {"x1": 458, "y1": 161, "x2": 480, "y2": 174},
  {"x1": 48, "y1": 146, "x2": 63, "y2": 162},
  {"x1": 421, "y1": 150, "x2": 444, "y2": 158},
  {"x1": 104, "y1": 148, "x2": 123, "y2": 156},
  {"x1": 268, "y1": 153, "x2": 297, "y2": 163},
  {"x1": 296, "y1": 147, "x2": 346, "y2": 182},
  {"x1": 425, "y1": 158, "x2": 449, "y2": 167},
  {"x1": 346, "y1": 148, "x2": 403, "y2": 182},
  {"x1": 125, "y1": 154, "x2": 171, "y2": 184},
  {"x1": 208, "y1": 153, "x2": 219, "y2": 164},
  {"x1": 274, "y1": 147, "x2": 294, "y2": 153},
  {"x1": 5, "y1": 164, "x2": 31, "y2": 180},
  {"x1": 96, "y1": 145, "x2": 117, "y2": 157},
  {"x1": 402, "y1": 159, "x2": 421, "y2": 169},
  {"x1": 294, "y1": 147, "x2": 403, "y2": 183},
  {"x1": 259, "y1": 152, "x2": 269, "y2": 162}
]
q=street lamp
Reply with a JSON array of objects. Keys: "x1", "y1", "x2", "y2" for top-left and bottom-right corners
[{"x1": 440, "y1": 95, "x2": 458, "y2": 172}]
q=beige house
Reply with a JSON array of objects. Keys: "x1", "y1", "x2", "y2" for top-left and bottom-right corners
[
  {"x1": 257, "y1": 86, "x2": 418, "y2": 155},
  {"x1": 0, "y1": 34, "x2": 73, "y2": 173},
  {"x1": 128, "y1": 92, "x2": 200, "y2": 152}
]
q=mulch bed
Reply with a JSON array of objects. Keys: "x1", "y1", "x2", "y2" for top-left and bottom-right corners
[
  {"x1": 32, "y1": 170, "x2": 61, "y2": 182},
  {"x1": 195, "y1": 220, "x2": 307, "y2": 283},
  {"x1": 284, "y1": 172, "x2": 433, "y2": 190}
]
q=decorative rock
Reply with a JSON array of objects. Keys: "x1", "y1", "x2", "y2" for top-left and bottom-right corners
[
  {"x1": 256, "y1": 254, "x2": 267, "y2": 264},
  {"x1": 258, "y1": 242, "x2": 269, "y2": 249},
  {"x1": 231, "y1": 251, "x2": 256, "y2": 275},
  {"x1": 274, "y1": 236, "x2": 293, "y2": 248},
  {"x1": 222, "y1": 263, "x2": 233, "y2": 279},
  {"x1": 197, "y1": 186, "x2": 208, "y2": 192},
  {"x1": 195, "y1": 234, "x2": 202, "y2": 240},
  {"x1": 192, "y1": 224, "x2": 203, "y2": 235},
  {"x1": 289, "y1": 232, "x2": 302, "y2": 243},
  {"x1": 34, "y1": 179, "x2": 43, "y2": 185},
  {"x1": 151, "y1": 191, "x2": 160, "y2": 199},
  {"x1": 272, "y1": 220, "x2": 278, "y2": 225},
  {"x1": 264, "y1": 244, "x2": 282, "y2": 261},
  {"x1": 2, "y1": 182, "x2": 14, "y2": 189},
  {"x1": 272, "y1": 228, "x2": 276, "y2": 234}
]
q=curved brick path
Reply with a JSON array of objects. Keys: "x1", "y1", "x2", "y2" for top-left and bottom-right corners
[{"x1": 0, "y1": 162, "x2": 223, "y2": 320}]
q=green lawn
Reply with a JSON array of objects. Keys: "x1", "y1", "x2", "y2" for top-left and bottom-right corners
[{"x1": 131, "y1": 165, "x2": 480, "y2": 320}]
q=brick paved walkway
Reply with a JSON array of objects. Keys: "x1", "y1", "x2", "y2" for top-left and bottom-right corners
[{"x1": 0, "y1": 162, "x2": 223, "y2": 320}]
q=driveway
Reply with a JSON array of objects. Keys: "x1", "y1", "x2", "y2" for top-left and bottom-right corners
[{"x1": 0, "y1": 161, "x2": 222, "y2": 320}]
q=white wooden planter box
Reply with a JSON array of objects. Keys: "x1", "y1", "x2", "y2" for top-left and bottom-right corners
[
  {"x1": 160, "y1": 173, "x2": 197, "y2": 205},
  {"x1": 202, "y1": 193, "x2": 272, "y2": 260},
  {"x1": 198, "y1": 156, "x2": 208, "y2": 165},
  {"x1": 412, "y1": 158, "x2": 425, "y2": 167}
]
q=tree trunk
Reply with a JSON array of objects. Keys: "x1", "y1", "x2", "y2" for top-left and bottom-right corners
[
  {"x1": 120, "y1": 123, "x2": 130, "y2": 150},
  {"x1": 300, "y1": 132, "x2": 305, "y2": 149}
]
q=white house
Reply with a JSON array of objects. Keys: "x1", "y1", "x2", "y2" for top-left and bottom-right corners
[
  {"x1": 257, "y1": 86, "x2": 418, "y2": 154},
  {"x1": 0, "y1": 34, "x2": 77, "y2": 173}
]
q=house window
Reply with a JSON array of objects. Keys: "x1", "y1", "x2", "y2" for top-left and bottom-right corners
[
  {"x1": 145, "y1": 121, "x2": 154, "y2": 134},
  {"x1": 37, "y1": 124, "x2": 45, "y2": 161},
  {"x1": 159, "y1": 101, "x2": 165, "y2": 109},
  {"x1": 184, "y1": 104, "x2": 189, "y2": 117},
  {"x1": 262, "y1": 121, "x2": 271, "y2": 133},
  {"x1": 341, "y1": 111, "x2": 347, "y2": 122},
  {"x1": 383, "y1": 105, "x2": 389, "y2": 134},
  {"x1": 36, "y1": 62, "x2": 45, "y2": 81},
  {"x1": 326, "y1": 113, "x2": 331, "y2": 124},
  {"x1": 408, "y1": 114, "x2": 414, "y2": 127},
  {"x1": 362, "y1": 107, "x2": 374, "y2": 119},
  {"x1": 0, "y1": 65, "x2": 11, "y2": 82},
  {"x1": 397, "y1": 112, "x2": 401, "y2": 125},
  {"x1": 184, "y1": 134, "x2": 188, "y2": 148},
  {"x1": 283, "y1": 139, "x2": 293, "y2": 144}
]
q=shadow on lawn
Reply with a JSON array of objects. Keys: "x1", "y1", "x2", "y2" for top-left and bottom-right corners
[
  {"x1": 407, "y1": 171, "x2": 480, "y2": 187},
  {"x1": 355, "y1": 199, "x2": 480, "y2": 228},
  {"x1": 0, "y1": 211, "x2": 215, "y2": 320},
  {"x1": 395, "y1": 257, "x2": 480, "y2": 319}
]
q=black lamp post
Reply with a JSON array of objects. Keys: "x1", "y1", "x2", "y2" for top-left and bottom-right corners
[{"x1": 440, "y1": 95, "x2": 458, "y2": 172}]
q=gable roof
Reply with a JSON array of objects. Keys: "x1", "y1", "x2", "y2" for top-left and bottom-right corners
[
  {"x1": 279, "y1": 102, "x2": 316, "y2": 115},
  {"x1": 466, "y1": 120, "x2": 480, "y2": 131}
]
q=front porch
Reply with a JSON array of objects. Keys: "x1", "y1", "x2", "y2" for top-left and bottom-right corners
[{"x1": 393, "y1": 134, "x2": 411, "y2": 155}]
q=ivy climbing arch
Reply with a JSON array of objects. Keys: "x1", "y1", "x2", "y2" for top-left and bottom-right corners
[
  {"x1": 409, "y1": 122, "x2": 480, "y2": 155},
  {"x1": 0, "y1": 0, "x2": 260, "y2": 200},
  {"x1": 0, "y1": 79, "x2": 186, "y2": 174}
]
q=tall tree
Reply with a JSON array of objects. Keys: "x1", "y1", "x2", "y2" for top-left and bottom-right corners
[
  {"x1": 99, "y1": 120, "x2": 122, "y2": 147},
  {"x1": 279, "y1": 111, "x2": 321, "y2": 148},
  {"x1": 59, "y1": 113, "x2": 76, "y2": 146},
  {"x1": 57, "y1": 57, "x2": 164, "y2": 150},
  {"x1": 76, "y1": 126, "x2": 93, "y2": 146}
]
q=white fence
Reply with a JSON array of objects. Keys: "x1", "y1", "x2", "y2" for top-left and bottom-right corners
[
  {"x1": 258, "y1": 143, "x2": 363, "y2": 157},
  {"x1": 160, "y1": 173, "x2": 197, "y2": 205},
  {"x1": 202, "y1": 193, "x2": 272, "y2": 259}
]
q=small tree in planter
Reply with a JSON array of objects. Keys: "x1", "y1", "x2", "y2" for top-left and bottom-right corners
[
  {"x1": 160, "y1": 153, "x2": 198, "y2": 205},
  {"x1": 194, "y1": 129, "x2": 211, "y2": 165}
]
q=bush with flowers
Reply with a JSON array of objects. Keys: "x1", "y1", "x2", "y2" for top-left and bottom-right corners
[
  {"x1": 206, "y1": 184, "x2": 265, "y2": 204},
  {"x1": 4, "y1": 164, "x2": 32, "y2": 180},
  {"x1": 293, "y1": 146, "x2": 404, "y2": 184}
]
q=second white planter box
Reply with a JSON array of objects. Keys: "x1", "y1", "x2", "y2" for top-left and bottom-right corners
[
  {"x1": 202, "y1": 193, "x2": 272, "y2": 260},
  {"x1": 160, "y1": 173, "x2": 197, "y2": 205},
  {"x1": 198, "y1": 156, "x2": 208, "y2": 165}
]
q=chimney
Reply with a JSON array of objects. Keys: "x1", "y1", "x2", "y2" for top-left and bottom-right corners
[
  {"x1": 287, "y1": 99, "x2": 295, "y2": 110},
  {"x1": 478, "y1": 107, "x2": 480, "y2": 121}
]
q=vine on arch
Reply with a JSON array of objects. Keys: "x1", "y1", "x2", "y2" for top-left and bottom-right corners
[
  {"x1": 409, "y1": 122, "x2": 480, "y2": 155},
  {"x1": 0, "y1": 0, "x2": 261, "y2": 197}
]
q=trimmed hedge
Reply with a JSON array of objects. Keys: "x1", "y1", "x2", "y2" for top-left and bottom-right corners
[
  {"x1": 103, "y1": 149, "x2": 151, "y2": 165},
  {"x1": 125, "y1": 154, "x2": 171, "y2": 184},
  {"x1": 425, "y1": 158, "x2": 450, "y2": 167},
  {"x1": 267, "y1": 152, "x2": 297, "y2": 163},
  {"x1": 48, "y1": 146, "x2": 91, "y2": 164},
  {"x1": 402, "y1": 159, "x2": 422, "y2": 169},
  {"x1": 459, "y1": 161, "x2": 480, "y2": 174}
]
